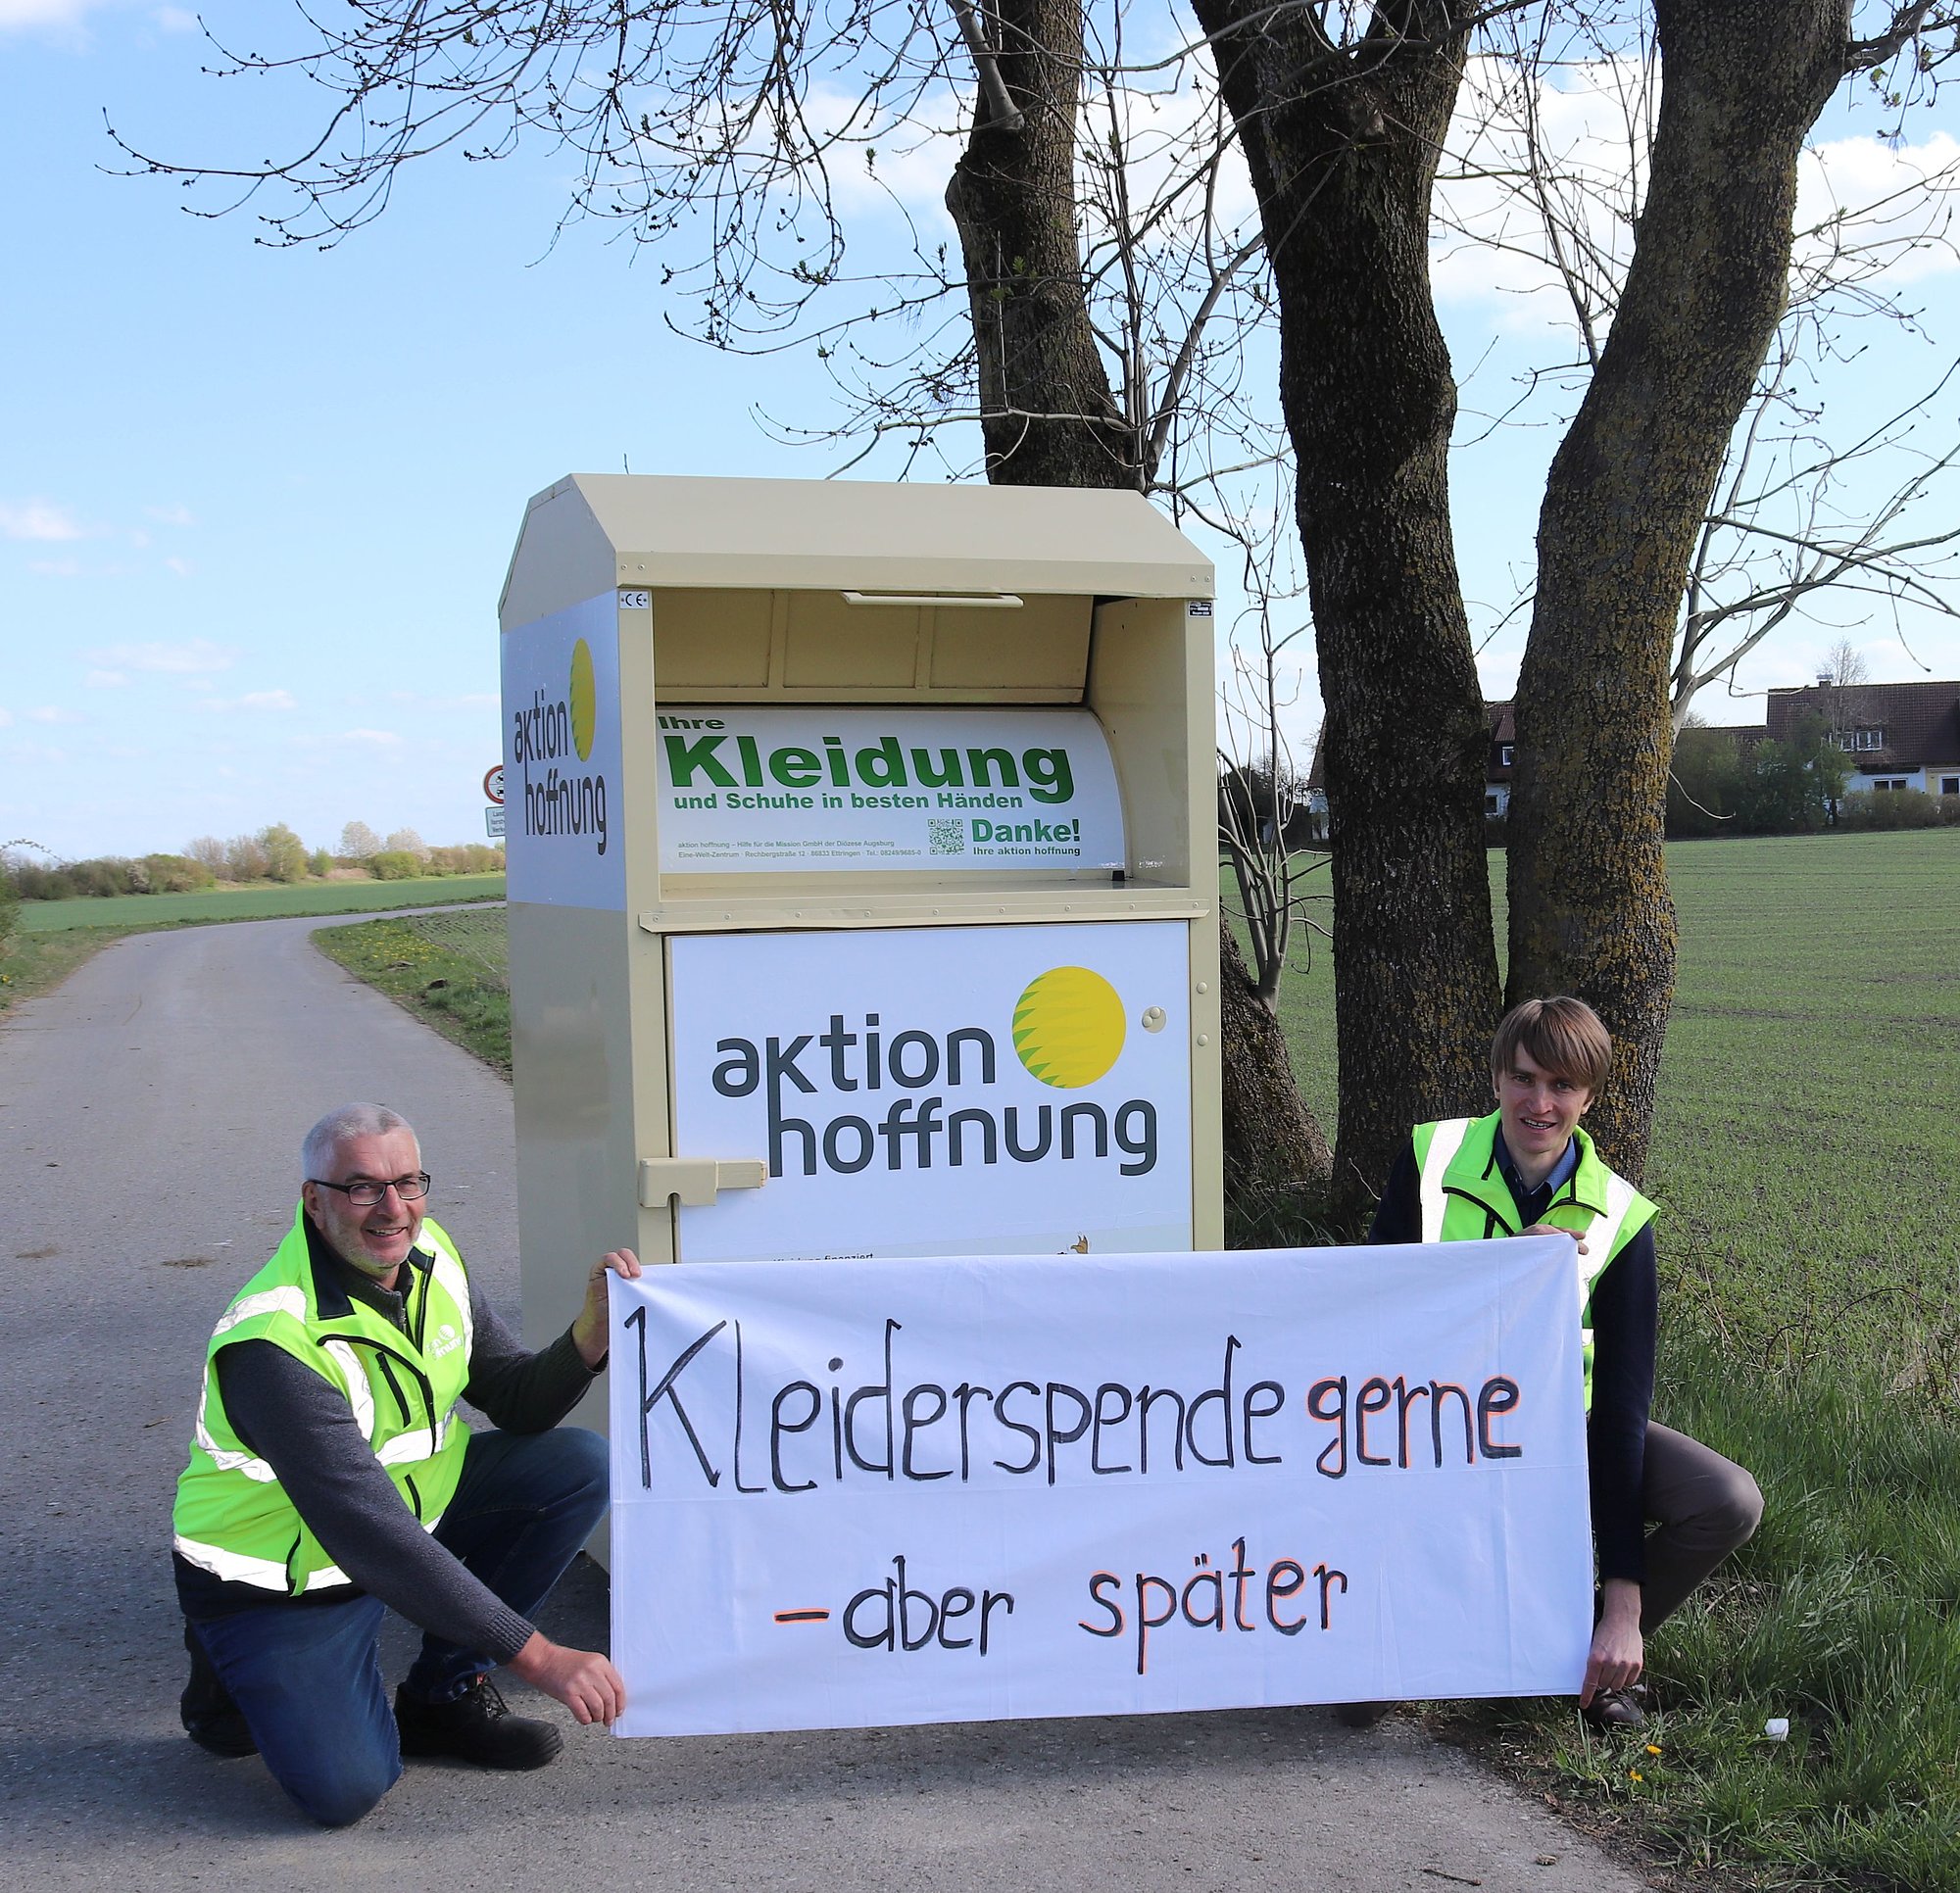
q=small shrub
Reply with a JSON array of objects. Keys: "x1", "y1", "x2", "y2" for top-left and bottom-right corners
[
  {"x1": 427, "y1": 843, "x2": 503, "y2": 874},
  {"x1": 368, "y1": 849, "x2": 422, "y2": 881},
  {"x1": 69, "y1": 856, "x2": 138, "y2": 898},
  {"x1": 259, "y1": 822, "x2": 309, "y2": 884},
  {"x1": 140, "y1": 852, "x2": 215, "y2": 894},
  {"x1": 223, "y1": 835, "x2": 270, "y2": 882},
  {"x1": 1838, "y1": 789, "x2": 1946, "y2": 832}
]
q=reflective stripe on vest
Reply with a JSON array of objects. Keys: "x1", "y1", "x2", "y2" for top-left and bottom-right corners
[
  {"x1": 320, "y1": 1338, "x2": 376, "y2": 1441},
  {"x1": 1417, "y1": 1118, "x2": 1472, "y2": 1242}
]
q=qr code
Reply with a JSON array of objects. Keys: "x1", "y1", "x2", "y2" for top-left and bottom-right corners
[{"x1": 927, "y1": 818, "x2": 966, "y2": 855}]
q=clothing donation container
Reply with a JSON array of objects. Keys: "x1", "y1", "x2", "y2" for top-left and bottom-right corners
[{"x1": 499, "y1": 474, "x2": 1223, "y2": 1458}]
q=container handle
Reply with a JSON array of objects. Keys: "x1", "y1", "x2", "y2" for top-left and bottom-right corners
[{"x1": 839, "y1": 590, "x2": 1024, "y2": 608}]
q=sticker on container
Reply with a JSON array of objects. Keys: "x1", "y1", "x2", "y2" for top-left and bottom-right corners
[{"x1": 656, "y1": 705, "x2": 1125, "y2": 874}]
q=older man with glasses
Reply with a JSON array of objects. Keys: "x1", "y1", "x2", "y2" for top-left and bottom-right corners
[{"x1": 172, "y1": 1102, "x2": 640, "y2": 1826}]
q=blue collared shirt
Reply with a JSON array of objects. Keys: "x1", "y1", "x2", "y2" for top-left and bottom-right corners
[{"x1": 1492, "y1": 1127, "x2": 1579, "y2": 1228}]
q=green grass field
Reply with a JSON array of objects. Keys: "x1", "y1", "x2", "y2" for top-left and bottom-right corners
[
  {"x1": 15, "y1": 872, "x2": 506, "y2": 932},
  {"x1": 330, "y1": 834, "x2": 1960, "y2": 1889}
]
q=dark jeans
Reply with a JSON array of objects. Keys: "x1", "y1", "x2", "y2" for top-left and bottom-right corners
[
  {"x1": 188, "y1": 1426, "x2": 608, "y2": 1827},
  {"x1": 1637, "y1": 1420, "x2": 1763, "y2": 1633}
]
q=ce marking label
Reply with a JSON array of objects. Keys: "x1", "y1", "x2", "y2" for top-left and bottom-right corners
[{"x1": 618, "y1": 589, "x2": 652, "y2": 610}]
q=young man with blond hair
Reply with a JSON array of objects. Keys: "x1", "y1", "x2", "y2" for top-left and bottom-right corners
[{"x1": 1359, "y1": 996, "x2": 1760, "y2": 1729}]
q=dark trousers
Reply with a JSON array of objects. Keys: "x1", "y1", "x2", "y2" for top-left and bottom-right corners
[
  {"x1": 188, "y1": 1426, "x2": 607, "y2": 1827},
  {"x1": 1636, "y1": 1420, "x2": 1763, "y2": 1633}
]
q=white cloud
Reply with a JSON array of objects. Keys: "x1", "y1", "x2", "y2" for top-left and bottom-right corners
[
  {"x1": 1431, "y1": 56, "x2": 1647, "y2": 326},
  {"x1": 27, "y1": 557, "x2": 82, "y2": 577},
  {"x1": 85, "y1": 670, "x2": 129, "y2": 688},
  {"x1": 1796, "y1": 132, "x2": 1960, "y2": 291},
  {"x1": 199, "y1": 689, "x2": 298, "y2": 714},
  {"x1": 144, "y1": 502, "x2": 196, "y2": 526},
  {"x1": 0, "y1": 708, "x2": 13, "y2": 727},
  {"x1": 29, "y1": 705, "x2": 82, "y2": 724},
  {"x1": 153, "y1": 5, "x2": 196, "y2": 29},
  {"x1": 1432, "y1": 57, "x2": 1960, "y2": 331},
  {"x1": 1, "y1": 499, "x2": 86, "y2": 541},
  {"x1": 164, "y1": 555, "x2": 194, "y2": 577},
  {"x1": 341, "y1": 728, "x2": 404, "y2": 748},
  {"x1": 0, "y1": 0, "x2": 106, "y2": 30},
  {"x1": 87, "y1": 638, "x2": 234, "y2": 673}
]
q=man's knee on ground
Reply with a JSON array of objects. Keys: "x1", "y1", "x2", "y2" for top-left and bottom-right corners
[
  {"x1": 1698, "y1": 1463, "x2": 1765, "y2": 1556},
  {"x1": 1721, "y1": 1465, "x2": 1765, "y2": 1549},
  {"x1": 291, "y1": 1755, "x2": 401, "y2": 1829}
]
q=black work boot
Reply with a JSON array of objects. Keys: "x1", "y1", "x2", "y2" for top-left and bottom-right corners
[
  {"x1": 1331, "y1": 1701, "x2": 1393, "y2": 1729},
  {"x1": 180, "y1": 1623, "x2": 257, "y2": 1758},
  {"x1": 394, "y1": 1678, "x2": 564, "y2": 1771},
  {"x1": 1582, "y1": 1683, "x2": 1650, "y2": 1731}
]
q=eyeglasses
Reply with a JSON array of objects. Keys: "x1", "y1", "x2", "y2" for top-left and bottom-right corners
[{"x1": 309, "y1": 1173, "x2": 431, "y2": 1206}]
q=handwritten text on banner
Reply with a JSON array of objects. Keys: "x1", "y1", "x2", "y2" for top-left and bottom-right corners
[{"x1": 608, "y1": 1238, "x2": 1592, "y2": 1737}]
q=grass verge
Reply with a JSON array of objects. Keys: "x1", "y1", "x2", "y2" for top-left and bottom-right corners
[
  {"x1": 1442, "y1": 1328, "x2": 1960, "y2": 1892},
  {"x1": 313, "y1": 908, "x2": 512, "y2": 1073},
  {"x1": 0, "y1": 924, "x2": 137, "y2": 1010}
]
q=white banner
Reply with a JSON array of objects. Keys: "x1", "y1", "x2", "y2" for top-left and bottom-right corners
[
  {"x1": 608, "y1": 1238, "x2": 1593, "y2": 1737},
  {"x1": 668, "y1": 922, "x2": 1194, "y2": 1261},
  {"x1": 502, "y1": 593, "x2": 624, "y2": 909},
  {"x1": 656, "y1": 706, "x2": 1125, "y2": 874}
]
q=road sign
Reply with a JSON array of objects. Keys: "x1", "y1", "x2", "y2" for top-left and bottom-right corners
[
  {"x1": 484, "y1": 765, "x2": 506, "y2": 805},
  {"x1": 486, "y1": 806, "x2": 508, "y2": 838}
]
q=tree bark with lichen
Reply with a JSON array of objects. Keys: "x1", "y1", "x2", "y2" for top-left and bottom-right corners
[{"x1": 1508, "y1": 1, "x2": 1868, "y2": 1181}]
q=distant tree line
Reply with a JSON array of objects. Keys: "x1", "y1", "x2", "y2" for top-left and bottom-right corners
[
  {"x1": 2, "y1": 823, "x2": 504, "y2": 904},
  {"x1": 1667, "y1": 714, "x2": 1960, "y2": 839}
]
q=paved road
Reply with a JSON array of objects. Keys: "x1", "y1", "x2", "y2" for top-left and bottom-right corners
[{"x1": 0, "y1": 917, "x2": 1646, "y2": 1892}]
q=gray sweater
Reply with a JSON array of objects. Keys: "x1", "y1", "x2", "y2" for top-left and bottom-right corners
[{"x1": 174, "y1": 1228, "x2": 599, "y2": 1664}]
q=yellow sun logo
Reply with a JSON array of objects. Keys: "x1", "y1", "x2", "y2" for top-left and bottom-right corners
[
  {"x1": 1012, "y1": 966, "x2": 1126, "y2": 1089},
  {"x1": 568, "y1": 639, "x2": 596, "y2": 761}
]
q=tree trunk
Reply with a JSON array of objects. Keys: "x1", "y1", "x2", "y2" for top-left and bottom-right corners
[
  {"x1": 947, "y1": 1, "x2": 1335, "y2": 1223},
  {"x1": 1191, "y1": 3, "x2": 1501, "y2": 1220},
  {"x1": 1219, "y1": 922, "x2": 1333, "y2": 1237},
  {"x1": 945, "y1": 0, "x2": 1139, "y2": 486},
  {"x1": 1507, "y1": 1, "x2": 1850, "y2": 1180}
]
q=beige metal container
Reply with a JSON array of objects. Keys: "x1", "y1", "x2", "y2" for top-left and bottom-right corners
[{"x1": 499, "y1": 475, "x2": 1223, "y2": 1518}]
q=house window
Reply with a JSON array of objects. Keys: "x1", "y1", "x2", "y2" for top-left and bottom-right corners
[
  {"x1": 1942, "y1": 777, "x2": 1959, "y2": 797},
  {"x1": 1857, "y1": 728, "x2": 1885, "y2": 752},
  {"x1": 1873, "y1": 778, "x2": 1909, "y2": 793},
  {"x1": 1485, "y1": 793, "x2": 1500, "y2": 815},
  {"x1": 1499, "y1": 745, "x2": 1514, "y2": 766}
]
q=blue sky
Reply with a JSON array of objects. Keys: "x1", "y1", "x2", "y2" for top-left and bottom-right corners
[{"x1": 3, "y1": 2, "x2": 1955, "y2": 862}]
